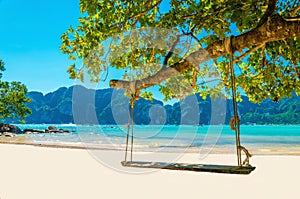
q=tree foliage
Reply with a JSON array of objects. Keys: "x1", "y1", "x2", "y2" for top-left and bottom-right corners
[
  {"x1": 0, "y1": 60, "x2": 31, "y2": 122},
  {"x1": 61, "y1": 0, "x2": 300, "y2": 103}
]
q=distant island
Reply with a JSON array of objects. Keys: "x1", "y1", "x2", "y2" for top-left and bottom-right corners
[{"x1": 5, "y1": 85, "x2": 300, "y2": 125}]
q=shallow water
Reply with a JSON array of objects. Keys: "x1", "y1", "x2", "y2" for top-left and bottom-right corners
[{"x1": 14, "y1": 124, "x2": 300, "y2": 153}]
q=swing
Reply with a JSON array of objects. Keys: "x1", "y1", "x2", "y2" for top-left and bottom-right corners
[{"x1": 121, "y1": 37, "x2": 255, "y2": 174}]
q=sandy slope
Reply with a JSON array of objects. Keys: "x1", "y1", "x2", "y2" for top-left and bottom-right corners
[{"x1": 0, "y1": 144, "x2": 299, "y2": 199}]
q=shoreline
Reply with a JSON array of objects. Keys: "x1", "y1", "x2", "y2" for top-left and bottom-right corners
[{"x1": 1, "y1": 139, "x2": 300, "y2": 156}]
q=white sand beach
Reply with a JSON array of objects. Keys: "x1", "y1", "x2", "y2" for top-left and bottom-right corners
[{"x1": 0, "y1": 143, "x2": 299, "y2": 199}]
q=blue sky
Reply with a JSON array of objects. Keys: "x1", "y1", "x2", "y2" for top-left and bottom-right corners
[
  {"x1": 0, "y1": 0, "x2": 81, "y2": 93},
  {"x1": 0, "y1": 0, "x2": 178, "y2": 103}
]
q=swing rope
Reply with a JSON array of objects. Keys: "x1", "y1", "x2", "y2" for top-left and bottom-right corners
[
  {"x1": 124, "y1": 93, "x2": 137, "y2": 162},
  {"x1": 124, "y1": 104, "x2": 131, "y2": 162},
  {"x1": 227, "y1": 36, "x2": 252, "y2": 167},
  {"x1": 130, "y1": 95, "x2": 135, "y2": 162},
  {"x1": 228, "y1": 36, "x2": 242, "y2": 167}
]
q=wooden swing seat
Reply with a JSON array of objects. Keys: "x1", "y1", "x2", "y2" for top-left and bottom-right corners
[{"x1": 121, "y1": 161, "x2": 255, "y2": 175}]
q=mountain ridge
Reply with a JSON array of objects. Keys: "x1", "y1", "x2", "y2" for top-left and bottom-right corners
[{"x1": 20, "y1": 86, "x2": 300, "y2": 125}]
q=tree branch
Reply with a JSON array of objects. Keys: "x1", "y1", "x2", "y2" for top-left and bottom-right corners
[
  {"x1": 285, "y1": 16, "x2": 300, "y2": 21},
  {"x1": 182, "y1": 12, "x2": 199, "y2": 19},
  {"x1": 235, "y1": 43, "x2": 265, "y2": 63},
  {"x1": 162, "y1": 35, "x2": 181, "y2": 69},
  {"x1": 110, "y1": 14, "x2": 300, "y2": 93},
  {"x1": 129, "y1": 0, "x2": 162, "y2": 23},
  {"x1": 256, "y1": 0, "x2": 277, "y2": 27},
  {"x1": 291, "y1": 5, "x2": 300, "y2": 17}
]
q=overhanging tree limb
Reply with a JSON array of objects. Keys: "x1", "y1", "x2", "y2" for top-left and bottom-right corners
[
  {"x1": 110, "y1": 14, "x2": 300, "y2": 93},
  {"x1": 256, "y1": 0, "x2": 277, "y2": 27}
]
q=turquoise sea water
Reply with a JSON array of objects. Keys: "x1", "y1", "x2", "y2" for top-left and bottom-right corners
[{"x1": 15, "y1": 124, "x2": 300, "y2": 152}]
